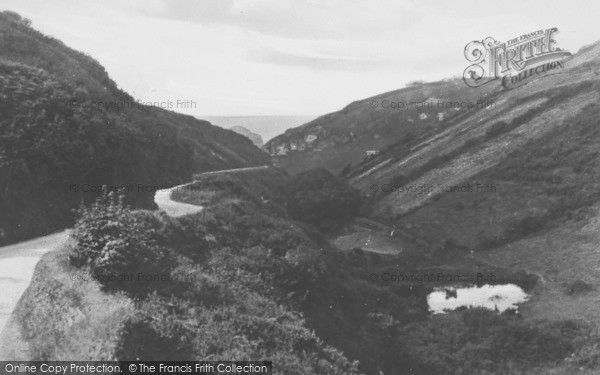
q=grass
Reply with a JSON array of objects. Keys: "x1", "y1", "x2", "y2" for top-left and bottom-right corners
[
  {"x1": 8, "y1": 242, "x2": 135, "y2": 360},
  {"x1": 366, "y1": 99, "x2": 600, "y2": 335},
  {"x1": 173, "y1": 167, "x2": 290, "y2": 215},
  {"x1": 473, "y1": 202, "x2": 600, "y2": 329},
  {"x1": 379, "y1": 88, "x2": 600, "y2": 251},
  {"x1": 7, "y1": 166, "x2": 600, "y2": 373}
]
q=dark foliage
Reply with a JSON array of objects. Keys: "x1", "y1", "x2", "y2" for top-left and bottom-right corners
[
  {"x1": 484, "y1": 121, "x2": 513, "y2": 140},
  {"x1": 286, "y1": 168, "x2": 364, "y2": 230},
  {"x1": 566, "y1": 279, "x2": 594, "y2": 296},
  {"x1": 60, "y1": 169, "x2": 600, "y2": 374},
  {"x1": 70, "y1": 191, "x2": 173, "y2": 295},
  {"x1": 397, "y1": 308, "x2": 583, "y2": 374},
  {"x1": 0, "y1": 12, "x2": 269, "y2": 245}
]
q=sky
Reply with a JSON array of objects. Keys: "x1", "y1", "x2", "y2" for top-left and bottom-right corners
[{"x1": 2, "y1": 0, "x2": 600, "y2": 118}]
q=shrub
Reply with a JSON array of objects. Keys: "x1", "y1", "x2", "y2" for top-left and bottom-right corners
[
  {"x1": 490, "y1": 320, "x2": 580, "y2": 364},
  {"x1": 566, "y1": 279, "x2": 594, "y2": 295},
  {"x1": 70, "y1": 190, "x2": 172, "y2": 295},
  {"x1": 286, "y1": 168, "x2": 364, "y2": 230},
  {"x1": 507, "y1": 270, "x2": 539, "y2": 291},
  {"x1": 398, "y1": 309, "x2": 584, "y2": 374},
  {"x1": 115, "y1": 316, "x2": 193, "y2": 360}
]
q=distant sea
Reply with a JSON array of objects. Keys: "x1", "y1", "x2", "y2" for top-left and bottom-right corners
[{"x1": 199, "y1": 116, "x2": 317, "y2": 143}]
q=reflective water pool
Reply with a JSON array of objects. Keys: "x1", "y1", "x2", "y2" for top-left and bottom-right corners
[{"x1": 427, "y1": 284, "x2": 529, "y2": 314}]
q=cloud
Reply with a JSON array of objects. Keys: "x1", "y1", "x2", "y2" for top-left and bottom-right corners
[
  {"x1": 251, "y1": 47, "x2": 399, "y2": 71},
  {"x1": 3, "y1": 0, "x2": 600, "y2": 117},
  {"x1": 141, "y1": 0, "x2": 421, "y2": 40}
]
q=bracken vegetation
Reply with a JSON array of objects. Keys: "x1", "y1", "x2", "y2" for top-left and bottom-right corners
[
  {"x1": 11, "y1": 168, "x2": 591, "y2": 374},
  {"x1": 0, "y1": 11, "x2": 269, "y2": 245},
  {"x1": 6, "y1": 9, "x2": 600, "y2": 375}
]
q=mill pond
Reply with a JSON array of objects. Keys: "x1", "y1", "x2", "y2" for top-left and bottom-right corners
[{"x1": 427, "y1": 284, "x2": 530, "y2": 314}]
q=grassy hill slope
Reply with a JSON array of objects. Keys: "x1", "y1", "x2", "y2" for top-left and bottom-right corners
[
  {"x1": 263, "y1": 38, "x2": 600, "y2": 340},
  {"x1": 265, "y1": 42, "x2": 600, "y2": 180},
  {"x1": 265, "y1": 78, "x2": 497, "y2": 175},
  {"x1": 8, "y1": 167, "x2": 600, "y2": 374},
  {"x1": 0, "y1": 11, "x2": 269, "y2": 245}
]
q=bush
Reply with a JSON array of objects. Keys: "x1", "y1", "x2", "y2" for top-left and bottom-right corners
[
  {"x1": 507, "y1": 270, "x2": 539, "y2": 291},
  {"x1": 566, "y1": 279, "x2": 594, "y2": 295},
  {"x1": 287, "y1": 168, "x2": 363, "y2": 230},
  {"x1": 116, "y1": 317, "x2": 193, "y2": 360},
  {"x1": 70, "y1": 191, "x2": 171, "y2": 295},
  {"x1": 398, "y1": 308, "x2": 584, "y2": 374}
]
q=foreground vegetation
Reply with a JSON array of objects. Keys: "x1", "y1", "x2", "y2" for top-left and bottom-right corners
[
  {"x1": 8, "y1": 167, "x2": 599, "y2": 374},
  {"x1": 0, "y1": 11, "x2": 268, "y2": 245}
]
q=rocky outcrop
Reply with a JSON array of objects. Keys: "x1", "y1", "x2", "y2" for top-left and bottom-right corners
[{"x1": 230, "y1": 126, "x2": 264, "y2": 148}]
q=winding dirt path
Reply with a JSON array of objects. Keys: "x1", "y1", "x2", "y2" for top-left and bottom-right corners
[
  {"x1": 0, "y1": 231, "x2": 70, "y2": 334},
  {"x1": 153, "y1": 183, "x2": 205, "y2": 217},
  {"x1": 0, "y1": 164, "x2": 269, "y2": 339}
]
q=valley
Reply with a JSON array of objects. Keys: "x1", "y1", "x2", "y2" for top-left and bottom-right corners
[
  {"x1": 2, "y1": 5, "x2": 600, "y2": 374},
  {"x1": 265, "y1": 36, "x2": 600, "y2": 344}
]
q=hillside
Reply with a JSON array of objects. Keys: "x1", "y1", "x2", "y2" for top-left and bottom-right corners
[
  {"x1": 264, "y1": 35, "x2": 600, "y2": 337},
  {"x1": 264, "y1": 39, "x2": 600, "y2": 251},
  {"x1": 0, "y1": 11, "x2": 270, "y2": 245},
  {"x1": 9, "y1": 166, "x2": 600, "y2": 374},
  {"x1": 265, "y1": 43, "x2": 600, "y2": 178},
  {"x1": 346, "y1": 41, "x2": 600, "y2": 238},
  {"x1": 265, "y1": 79, "x2": 495, "y2": 175},
  {"x1": 364, "y1": 58, "x2": 600, "y2": 329},
  {"x1": 229, "y1": 125, "x2": 264, "y2": 147}
]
